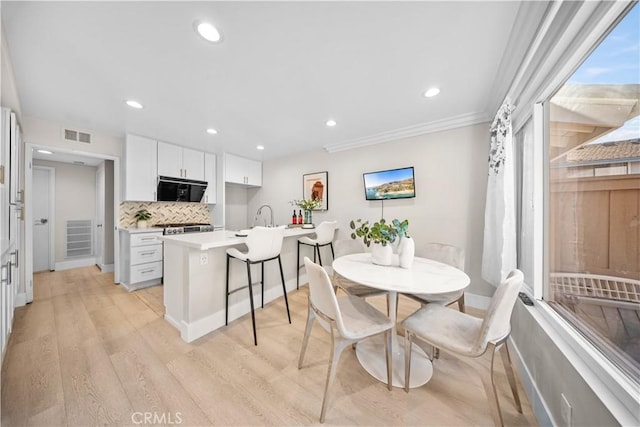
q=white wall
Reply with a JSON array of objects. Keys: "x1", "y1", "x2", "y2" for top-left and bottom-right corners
[
  {"x1": 249, "y1": 122, "x2": 495, "y2": 297},
  {"x1": 225, "y1": 184, "x2": 250, "y2": 231},
  {"x1": 1, "y1": 25, "x2": 22, "y2": 116},
  {"x1": 33, "y1": 160, "x2": 97, "y2": 263}
]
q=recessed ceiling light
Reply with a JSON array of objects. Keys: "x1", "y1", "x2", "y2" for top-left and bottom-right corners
[
  {"x1": 326, "y1": 119, "x2": 337, "y2": 127},
  {"x1": 256, "y1": 145, "x2": 265, "y2": 150},
  {"x1": 126, "y1": 100, "x2": 143, "y2": 109},
  {"x1": 206, "y1": 128, "x2": 218, "y2": 135},
  {"x1": 36, "y1": 149, "x2": 53, "y2": 155},
  {"x1": 196, "y1": 21, "x2": 221, "y2": 43},
  {"x1": 424, "y1": 87, "x2": 440, "y2": 98}
]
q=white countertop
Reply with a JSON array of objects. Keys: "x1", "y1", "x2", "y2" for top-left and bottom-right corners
[{"x1": 160, "y1": 227, "x2": 316, "y2": 250}]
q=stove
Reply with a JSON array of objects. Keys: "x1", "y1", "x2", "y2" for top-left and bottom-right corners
[{"x1": 157, "y1": 223, "x2": 215, "y2": 235}]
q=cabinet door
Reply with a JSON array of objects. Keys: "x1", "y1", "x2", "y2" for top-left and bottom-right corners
[
  {"x1": 203, "y1": 153, "x2": 217, "y2": 204},
  {"x1": 157, "y1": 142, "x2": 183, "y2": 178},
  {"x1": 182, "y1": 148, "x2": 205, "y2": 181},
  {"x1": 245, "y1": 158, "x2": 262, "y2": 187},
  {"x1": 124, "y1": 135, "x2": 158, "y2": 202},
  {"x1": 224, "y1": 153, "x2": 246, "y2": 185}
]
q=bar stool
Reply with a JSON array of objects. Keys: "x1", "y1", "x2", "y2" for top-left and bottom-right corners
[
  {"x1": 225, "y1": 226, "x2": 291, "y2": 346},
  {"x1": 296, "y1": 221, "x2": 337, "y2": 289}
]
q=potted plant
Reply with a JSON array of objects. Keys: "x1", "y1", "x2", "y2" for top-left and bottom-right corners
[
  {"x1": 350, "y1": 218, "x2": 401, "y2": 265},
  {"x1": 290, "y1": 198, "x2": 323, "y2": 225},
  {"x1": 134, "y1": 209, "x2": 152, "y2": 228}
]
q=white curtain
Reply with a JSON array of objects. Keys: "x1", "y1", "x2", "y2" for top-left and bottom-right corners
[{"x1": 482, "y1": 102, "x2": 517, "y2": 287}]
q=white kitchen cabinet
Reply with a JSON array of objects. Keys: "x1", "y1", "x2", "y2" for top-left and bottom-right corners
[
  {"x1": 119, "y1": 229, "x2": 163, "y2": 291},
  {"x1": 225, "y1": 153, "x2": 262, "y2": 187},
  {"x1": 158, "y1": 142, "x2": 205, "y2": 181},
  {"x1": 123, "y1": 134, "x2": 158, "y2": 202},
  {"x1": 203, "y1": 153, "x2": 217, "y2": 204}
]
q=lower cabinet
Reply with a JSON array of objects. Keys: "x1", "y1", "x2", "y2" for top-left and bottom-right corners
[{"x1": 119, "y1": 230, "x2": 163, "y2": 291}]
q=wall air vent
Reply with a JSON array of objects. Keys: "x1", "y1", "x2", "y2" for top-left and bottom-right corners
[{"x1": 63, "y1": 128, "x2": 92, "y2": 143}]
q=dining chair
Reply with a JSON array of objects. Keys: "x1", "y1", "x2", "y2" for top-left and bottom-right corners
[
  {"x1": 405, "y1": 242, "x2": 466, "y2": 312},
  {"x1": 298, "y1": 257, "x2": 393, "y2": 423},
  {"x1": 296, "y1": 220, "x2": 338, "y2": 289},
  {"x1": 402, "y1": 269, "x2": 524, "y2": 427},
  {"x1": 331, "y1": 239, "x2": 390, "y2": 298},
  {"x1": 225, "y1": 226, "x2": 291, "y2": 346}
]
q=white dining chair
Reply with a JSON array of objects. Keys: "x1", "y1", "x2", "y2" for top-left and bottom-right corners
[
  {"x1": 225, "y1": 226, "x2": 291, "y2": 346},
  {"x1": 298, "y1": 257, "x2": 393, "y2": 423},
  {"x1": 402, "y1": 269, "x2": 524, "y2": 427},
  {"x1": 296, "y1": 220, "x2": 338, "y2": 289},
  {"x1": 332, "y1": 239, "x2": 390, "y2": 299},
  {"x1": 405, "y1": 242, "x2": 466, "y2": 312}
]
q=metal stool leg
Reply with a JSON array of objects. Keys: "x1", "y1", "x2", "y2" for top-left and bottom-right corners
[
  {"x1": 296, "y1": 241, "x2": 301, "y2": 290},
  {"x1": 330, "y1": 242, "x2": 335, "y2": 260},
  {"x1": 246, "y1": 261, "x2": 257, "y2": 346},
  {"x1": 261, "y1": 261, "x2": 265, "y2": 308},
  {"x1": 225, "y1": 254, "x2": 230, "y2": 325},
  {"x1": 316, "y1": 244, "x2": 323, "y2": 266},
  {"x1": 278, "y1": 255, "x2": 291, "y2": 324}
]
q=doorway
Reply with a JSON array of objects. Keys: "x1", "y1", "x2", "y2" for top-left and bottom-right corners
[
  {"x1": 24, "y1": 144, "x2": 120, "y2": 303},
  {"x1": 32, "y1": 166, "x2": 54, "y2": 272}
]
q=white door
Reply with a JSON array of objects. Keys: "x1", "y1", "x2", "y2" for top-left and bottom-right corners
[
  {"x1": 33, "y1": 167, "x2": 52, "y2": 272},
  {"x1": 95, "y1": 162, "x2": 105, "y2": 269}
]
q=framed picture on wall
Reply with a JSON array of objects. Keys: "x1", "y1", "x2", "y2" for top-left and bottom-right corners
[{"x1": 303, "y1": 171, "x2": 328, "y2": 210}]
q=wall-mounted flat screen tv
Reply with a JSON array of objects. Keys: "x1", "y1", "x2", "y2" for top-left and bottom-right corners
[{"x1": 363, "y1": 166, "x2": 415, "y2": 200}]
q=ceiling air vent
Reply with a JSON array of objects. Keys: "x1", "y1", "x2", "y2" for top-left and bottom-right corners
[{"x1": 63, "y1": 128, "x2": 92, "y2": 144}]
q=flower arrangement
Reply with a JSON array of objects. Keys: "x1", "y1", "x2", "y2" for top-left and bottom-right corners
[
  {"x1": 350, "y1": 218, "x2": 409, "y2": 247},
  {"x1": 290, "y1": 198, "x2": 323, "y2": 211}
]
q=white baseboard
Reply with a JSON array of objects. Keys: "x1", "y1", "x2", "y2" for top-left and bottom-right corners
[
  {"x1": 54, "y1": 257, "x2": 97, "y2": 271},
  {"x1": 14, "y1": 292, "x2": 27, "y2": 307},
  {"x1": 98, "y1": 263, "x2": 114, "y2": 273},
  {"x1": 464, "y1": 292, "x2": 492, "y2": 310}
]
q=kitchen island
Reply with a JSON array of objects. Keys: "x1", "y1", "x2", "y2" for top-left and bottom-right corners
[{"x1": 160, "y1": 227, "x2": 316, "y2": 342}]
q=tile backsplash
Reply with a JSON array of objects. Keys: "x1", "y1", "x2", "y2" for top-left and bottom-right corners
[{"x1": 120, "y1": 202, "x2": 211, "y2": 228}]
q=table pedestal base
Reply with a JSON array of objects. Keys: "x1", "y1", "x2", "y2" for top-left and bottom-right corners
[{"x1": 355, "y1": 334, "x2": 433, "y2": 389}]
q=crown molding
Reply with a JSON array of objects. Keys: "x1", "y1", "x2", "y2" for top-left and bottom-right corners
[{"x1": 323, "y1": 111, "x2": 490, "y2": 153}]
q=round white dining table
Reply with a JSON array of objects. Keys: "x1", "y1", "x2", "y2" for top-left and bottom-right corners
[{"x1": 332, "y1": 252, "x2": 470, "y2": 388}]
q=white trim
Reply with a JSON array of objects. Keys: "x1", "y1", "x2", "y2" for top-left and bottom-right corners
[
  {"x1": 508, "y1": 335, "x2": 555, "y2": 427},
  {"x1": 323, "y1": 111, "x2": 489, "y2": 153},
  {"x1": 530, "y1": 301, "x2": 640, "y2": 426},
  {"x1": 54, "y1": 257, "x2": 97, "y2": 271},
  {"x1": 98, "y1": 263, "x2": 114, "y2": 273}
]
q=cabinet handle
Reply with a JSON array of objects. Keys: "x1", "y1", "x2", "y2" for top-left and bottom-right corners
[
  {"x1": 6, "y1": 261, "x2": 12, "y2": 285},
  {"x1": 1, "y1": 265, "x2": 7, "y2": 285},
  {"x1": 140, "y1": 251, "x2": 155, "y2": 256},
  {"x1": 16, "y1": 190, "x2": 24, "y2": 203},
  {"x1": 140, "y1": 269, "x2": 155, "y2": 274},
  {"x1": 10, "y1": 250, "x2": 18, "y2": 268}
]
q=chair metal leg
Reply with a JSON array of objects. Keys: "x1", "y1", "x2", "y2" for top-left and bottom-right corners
[
  {"x1": 481, "y1": 343, "x2": 505, "y2": 427},
  {"x1": 316, "y1": 244, "x2": 323, "y2": 266},
  {"x1": 320, "y1": 332, "x2": 350, "y2": 423},
  {"x1": 261, "y1": 261, "x2": 265, "y2": 308},
  {"x1": 296, "y1": 241, "x2": 301, "y2": 290},
  {"x1": 298, "y1": 303, "x2": 315, "y2": 369},
  {"x1": 246, "y1": 261, "x2": 258, "y2": 346},
  {"x1": 457, "y1": 294, "x2": 466, "y2": 313},
  {"x1": 278, "y1": 255, "x2": 291, "y2": 324},
  {"x1": 329, "y1": 242, "x2": 335, "y2": 260},
  {"x1": 225, "y1": 254, "x2": 230, "y2": 325},
  {"x1": 404, "y1": 331, "x2": 412, "y2": 393},
  {"x1": 500, "y1": 342, "x2": 522, "y2": 413}
]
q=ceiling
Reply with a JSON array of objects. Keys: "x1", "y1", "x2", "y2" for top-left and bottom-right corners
[{"x1": 3, "y1": 1, "x2": 532, "y2": 161}]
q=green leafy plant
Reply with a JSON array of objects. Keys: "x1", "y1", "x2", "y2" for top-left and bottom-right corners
[
  {"x1": 134, "y1": 209, "x2": 152, "y2": 222},
  {"x1": 349, "y1": 218, "x2": 408, "y2": 247},
  {"x1": 392, "y1": 218, "x2": 409, "y2": 239},
  {"x1": 290, "y1": 198, "x2": 323, "y2": 211}
]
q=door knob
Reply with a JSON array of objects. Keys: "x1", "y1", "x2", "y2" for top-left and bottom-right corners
[{"x1": 40, "y1": 218, "x2": 48, "y2": 224}]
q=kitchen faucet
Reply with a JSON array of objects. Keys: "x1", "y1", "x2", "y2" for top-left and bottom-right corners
[{"x1": 255, "y1": 204, "x2": 274, "y2": 227}]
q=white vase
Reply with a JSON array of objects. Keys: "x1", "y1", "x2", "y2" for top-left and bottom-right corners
[
  {"x1": 137, "y1": 220, "x2": 148, "y2": 228},
  {"x1": 398, "y1": 236, "x2": 415, "y2": 269},
  {"x1": 371, "y1": 242, "x2": 393, "y2": 266}
]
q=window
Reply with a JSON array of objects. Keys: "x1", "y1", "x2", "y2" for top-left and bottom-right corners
[{"x1": 546, "y1": 4, "x2": 639, "y2": 381}]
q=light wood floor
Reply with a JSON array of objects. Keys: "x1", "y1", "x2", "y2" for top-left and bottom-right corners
[{"x1": 1, "y1": 266, "x2": 537, "y2": 426}]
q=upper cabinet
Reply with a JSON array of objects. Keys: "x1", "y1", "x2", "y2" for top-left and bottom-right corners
[
  {"x1": 158, "y1": 142, "x2": 205, "y2": 181},
  {"x1": 203, "y1": 153, "x2": 217, "y2": 204},
  {"x1": 225, "y1": 153, "x2": 262, "y2": 187},
  {"x1": 123, "y1": 134, "x2": 158, "y2": 202}
]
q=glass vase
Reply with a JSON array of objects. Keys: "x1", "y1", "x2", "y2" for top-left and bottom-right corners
[{"x1": 304, "y1": 210, "x2": 312, "y2": 224}]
